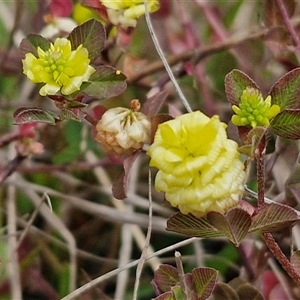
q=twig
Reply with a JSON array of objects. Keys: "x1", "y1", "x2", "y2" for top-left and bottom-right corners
[
  {"x1": 7, "y1": 175, "x2": 168, "y2": 232},
  {"x1": 84, "y1": 151, "x2": 161, "y2": 266},
  {"x1": 0, "y1": 131, "x2": 20, "y2": 148},
  {"x1": 275, "y1": 0, "x2": 300, "y2": 50},
  {"x1": 21, "y1": 188, "x2": 77, "y2": 293},
  {"x1": 60, "y1": 237, "x2": 199, "y2": 300},
  {"x1": 115, "y1": 220, "x2": 133, "y2": 300},
  {"x1": 16, "y1": 193, "x2": 46, "y2": 249},
  {"x1": 129, "y1": 17, "x2": 300, "y2": 84},
  {"x1": 175, "y1": 251, "x2": 189, "y2": 300},
  {"x1": 6, "y1": 179, "x2": 22, "y2": 299},
  {"x1": 133, "y1": 169, "x2": 154, "y2": 300},
  {"x1": 0, "y1": 154, "x2": 26, "y2": 184}
]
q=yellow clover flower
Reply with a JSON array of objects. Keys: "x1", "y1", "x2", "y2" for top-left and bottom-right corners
[
  {"x1": 231, "y1": 87, "x2": 280, "y2": 128},
  {"x1": 147, "y1": 111, "x2": 246, "y2": 217},
  {"x1": 22, "y1": 37, "x2": 95, "y2": 96},
  {"x1": 100, "y1": 0, "x2": 159, "y2": 28}
]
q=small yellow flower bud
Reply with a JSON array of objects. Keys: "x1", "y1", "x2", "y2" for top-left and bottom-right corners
[
  {"x1": 147, "y1": 111, "x2": 246, "y2": 217},
  {"x1": 22, "y1": 37, "x2": 95, "y2": 96},
  {"x1": 95, "y1": 103, "x2": 151, "y2": 156}
]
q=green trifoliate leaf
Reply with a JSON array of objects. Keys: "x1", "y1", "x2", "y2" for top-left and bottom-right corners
[
  {"x1": 270, "y1": 109, "x2": 300, "y2": 139},
  {"x1": 225, "y1": 69, "x2": 259, "y2": 106},
  {"x1": 269, "y1": 67, "x2": 300, "y2": 109}
]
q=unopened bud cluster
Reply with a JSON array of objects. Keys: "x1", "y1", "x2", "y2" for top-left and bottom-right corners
[
  {"x1": 95, "y1": 100, "x2": 151, "y2": 156},
  {"x1": 231, "y1": 87, "x2": 280, "y2": 128}
]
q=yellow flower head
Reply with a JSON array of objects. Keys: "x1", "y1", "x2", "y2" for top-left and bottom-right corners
[
  {"x1": 95, "y1": 101, "x2": 151, "y2": 156},
  {"x1": 100, "y1": 0, "x2": 159, "y2": 28},
  {"x1": 147, "y1": 111, "x2": 246, "y2": 217},
  {"x1": 22, "y1": 37, "x2": 95, "y2": 96},
  {"x1": 231, "y1": 87, "x2": 280, "y2": 128}
]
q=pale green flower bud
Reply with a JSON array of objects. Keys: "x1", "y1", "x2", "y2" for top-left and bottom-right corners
[
  {"x1": 147, "y1": 111, "x2": 246, "y2": 217},
  {"x1": 231, "y1": 87, "x2": 280, "y2": 128}
]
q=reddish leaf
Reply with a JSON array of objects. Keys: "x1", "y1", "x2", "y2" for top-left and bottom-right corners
[
  {"x1": 152, "y1": 264, "x2": 179, "y2": 294},
  {"x1": 153, "y1": 291, "x2": 175, "y2": 300},
  {"x1": 83, "y1": 66, "x2": 127, "y2": 100},
  {"x1": 81, "y1": 0, "x2": 103, "y2": 9},
  {"x1": 112, "y1": 151, "x2": 140, "y2": 199},
  {"x1": 236, "y1": 284, "x2": 265, "y2": 300},
  {"x1": 20, "y1": 34, "x2": 51, "y2": 57},
  {"x1": 81, "y1": 0, "x2": 108, "y2": 21},
  {"x1": 166, "y1": 212, "x2": 223, "y2": 238},
  {"x1": 14, "y1": 107, "x2": 59, "y2": 125},
  {"x1": 91, "y1": 105, "x2": 107, "y2": 122},
  {"x1": 150, "y1": 114, "x2": 174, "y2": 142},
  {"x1": 224, "y1": 69, "x2": 259, "y2": 106},
  {"x1": 207, "y1": 208, "x2": 252, "y2": 246},
  {"x1": 249, "y1": 203, "x2": 299, "y2": 233},
  {"x1": 191, "y1": 267, "x2": 218, "y2": 299},
  {"x1": 68, "y1": 19, "x2": 106, "y2": 61},
  {"x1": 49, "y1": 0, "x2": 73, "y2": 17},
  {"x1": 212, "y1": 282, "x2": 239, "y2": 300},
  {"x1": 60, "y1": 109, "x2": 85, "y2": 122},
  {"x1": 141, "y1": 91, "x2": 168, "y2": 117},
  {"x1": 269, "y1": 67, "x2": 300, "y2": 109}
]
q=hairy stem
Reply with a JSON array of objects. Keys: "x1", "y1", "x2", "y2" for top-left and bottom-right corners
[
  {"x1": 257, "y1": 143, "x2": 300, "y2": 288},
  {"x1": 256, "y1": 149, "x2": 266, "y2": 209},
  {"x1": 263, "y1": 232, "x2": 300, "y2": 287}
]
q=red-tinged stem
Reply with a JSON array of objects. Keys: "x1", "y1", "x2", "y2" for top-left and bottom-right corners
[
  {"x1": 257, "y1": 142, "x2": 300, "y2": 288},
  {"x1": 0, "y1": 131, "x2": 20, "y2": 148},
  {"x1": 84, "y1": 112, "x2": 97, "y2": 126},
  {"x1": 256, "y1": 149, "x2": 266, "y2": 209},
  {"x1": 263, "y1": 232, "x2": 300, "y2": 287},
  {"x1": 275, "y1": 0, "x2": 300, "y2": 51},
  {"x1": 0, "y1": 154, "x2": 26, "y2": 184}
]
